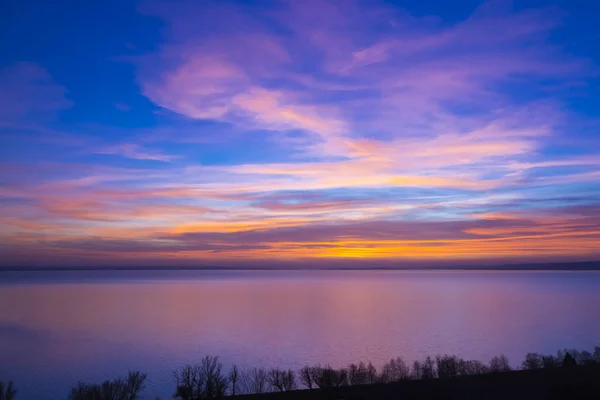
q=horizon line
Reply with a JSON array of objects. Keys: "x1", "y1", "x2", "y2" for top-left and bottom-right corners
[{"x1": 1, "y1": 260, "x2": 600, "y2": 272}]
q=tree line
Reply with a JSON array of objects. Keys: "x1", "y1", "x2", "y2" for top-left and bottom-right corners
[{"x1": 1, "y1": 346, "x2": 599, "y2": 399}]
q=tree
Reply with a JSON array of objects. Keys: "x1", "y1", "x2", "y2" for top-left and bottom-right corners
[
  {"x1": 69, "y1": 371, "x2": 147, "y2": 400},
  {"x1": 422, "y1": 356, "x2": 436, "y2": 379},
  {"x1": 281, "y1": 369, "x2": 297, "y2": 391},
  {"x1": 348, "y1": 362, "x2": 368, "y2": 385},
  {"x1": 228, "y1": 365, "x2": 239, "y2": 396},
  {"x1": 436, "y1": 355, "x2": 460, "y2": 379},
  {"x1": 594, "y1": 346, "x2": 600, "y2": 363},
  {"x1": 380, "y1": 357, "x2": 410, "y2": 382},
  {"x1": 489, "y1": 355, "x2": 511, "y2": 372},
  {"x1": 305, "y1": 365, "x2": 347, "y2": 389},
  {"x1": 0, "y1": 381, "x2": 16, "y2": 400},
  {"x1": 578, "y1": 350, "x2": 594, "y2": 365},
  {"x1": 522, "y1": 353, "x2": 543, "y2": 370},
  {"x1": 201, "y1": 356, "x2": 227, "y2": 398},
  {"x1": 299, "y1": 366, "x2": 313, "y2": 389},
  {"x1": 266, "y1": 368, "x2": 296, "y2": 392},
  {"x1": 124, "y1": 372, "x2": 146, "y2": 400},
  {"x1": 562, "y1": 352, "x2": 577, "y2": 368},
  {"x1": 241, "y1": 368, "x2": 268, "y2": 394},
  {"x1": 542, "y1": 355, "x2": 560, "y2": 368},
  {"x1": 366, "y1": 362, "x2": 377, "y2": 384},
  {"x1": 173, "y1": 357, "x2": 227, "y2": 399},
  {"x1": 458, "y1": 360, "x2": 489, "y2": 375},
  {"x1": 411, "y1": 361, "x2": 422, "y2": 380}
]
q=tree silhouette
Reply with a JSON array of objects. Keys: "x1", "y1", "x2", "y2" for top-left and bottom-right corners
[
  {"x1": 69, "y1": 371, "x2": 147, "y2": 400},
  {"x1": 241, "y1": 368, "x2": 268, "y2": 394},
  {"x1": 380, "y1": 357, "x2": 410, "y2": 382},
  {"x1": 348, "y1": 362, "x2": 369, "y2": 385},
  {"x1": 411, "y1": 361, "x2": 422, "y2": 380},
  {"x1": 458, "y1": 359, "x2": 489, "y2": 375},
  {"x1": 282, "y1": 369, "x2": 297, "y2": 391},
  {"x1": 299, "y1": 366, "x2": 313, "y2": 389},
  {"x1": 562, "y1": 352, "x2": 577, "y2": 368},
  {"x1": 522, "y1": 353, "x2": 543, "y2": 370},
  {"x1": 366, "y1": 362, "x2": 377, "y2": 384},
  {"x1": 422, "y1": 356, "x2": 436, "y2": 379},
  {"x1": 306, "y1": 365, "x2": 348, "y2": 388},
  {"x1": 489, "y1": 355, "x2": 511, "y2": 372},
  {"x1": 542, "y1": 355, "x2": 560, "y2": 368},
  {"x1": 266, "y1": 368, "x2": 296, "y2": 392},
  {"x1": 228, "y1": 365, "x2": 239, "y2": 396},
  {"x1": 173, "y1": 356, "x2": 227, "y2": 399},
  {"x1": 0, "y1": 381, "x2": 16, "y2": 400},
  {"x1": 436, "y1": 355, "x2": 460, "y2": 379}
]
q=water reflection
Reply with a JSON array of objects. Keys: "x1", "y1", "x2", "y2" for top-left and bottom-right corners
[{"x1": 1, "y1": 270, "x2": 599, "y2": 399}]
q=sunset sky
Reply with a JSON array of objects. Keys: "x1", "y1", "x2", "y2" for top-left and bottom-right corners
[{"x1": 1, "y1": 0, "x2": 600, "y2": 267}]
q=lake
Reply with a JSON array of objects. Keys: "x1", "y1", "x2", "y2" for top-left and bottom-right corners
[{"x1": 1, "y1": 270, "x2": 599, "y2": 399}]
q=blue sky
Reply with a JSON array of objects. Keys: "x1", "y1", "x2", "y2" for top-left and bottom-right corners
[{"x1": 1, "y1": 0, "x2": 600, "y2": 267}]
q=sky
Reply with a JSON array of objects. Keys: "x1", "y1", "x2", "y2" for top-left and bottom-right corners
[{"x1": 1, "y1": 0, "x2": 600, "y2": 268}]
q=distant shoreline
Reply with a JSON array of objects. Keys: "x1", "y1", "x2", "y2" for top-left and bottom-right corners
[{"x1": 1, "y1": 260, "x2": 600, "y2": 272}]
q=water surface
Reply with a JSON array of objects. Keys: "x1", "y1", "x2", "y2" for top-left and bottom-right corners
[{"x1": 1, "y1": 270, "x2": 599, "y2": 399}]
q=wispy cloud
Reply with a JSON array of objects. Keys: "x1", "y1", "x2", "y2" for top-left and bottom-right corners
[
  {"x1": 0, "y1": 0, "x2": 599, "y2": 266},
  {"x1": 95, "y1": 143, "x2": 181, "y2": 162},
  {"x1": 0, "y1": 62, "x2": 71, "y2": 126}
]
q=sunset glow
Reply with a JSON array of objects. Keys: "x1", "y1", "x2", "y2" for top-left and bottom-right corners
[{"x1": 1, "y1": 0, "x2": 599, "y2": 267}]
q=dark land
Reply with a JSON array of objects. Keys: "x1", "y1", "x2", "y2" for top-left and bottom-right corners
[{"x1": 236, "y1": 364, "x2": 600, "y2": 400}]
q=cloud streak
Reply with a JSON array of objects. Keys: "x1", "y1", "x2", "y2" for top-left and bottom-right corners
[{"x1": 0, "y1": 0, "x2": 599, "y2": 266}]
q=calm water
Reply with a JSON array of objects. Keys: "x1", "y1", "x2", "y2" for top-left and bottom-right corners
[{"x1": 1, "y1": 270, "x2": 599, "y2": 399}]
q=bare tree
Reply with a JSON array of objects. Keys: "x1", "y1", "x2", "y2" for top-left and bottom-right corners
[
  {"x1": 313, "y1": 366, "x2": 347, "y2": 388},
  {"x1": 241, "y1": 368, "x2": 268, "y2": 394},
  {"x1": 411, "y1": 360, "x2": 422, "y2": 380},
  {"x1": 522, "y1": 353, "x2": 543, "y2": 370},
  {"x1": 348, "y1": 362, "x2": 369, "y2": 385},
  {"x1": 542, "y1": 355, "x2": 561, "y2": 368},
  {"x1": 489, "y1": 355, "x2": 511, "y2": 372},
  {"x1": 282, "y1": 369, "x2": 297, "y2": 391},
  {"x1": 228, "y1": 365, "x2": 239, "y2": 396},
  {"x1": 458, "y1": 360, "x2": 489, "y2": 375},
  {"x1": 266, "y1": 368, "x2": 297, "y2": 392},
  {"x1": 299, "y1": 366, "x2": 313, "y2": 389},
  {"x1": 173, "y1": 365, "x2": 203, "y2": 400},
  {"x1": 0, "y1": 381, "x2": 16, "y2": 400},
  {"x1": 347, "y1": 363, "x2": 359, "y2": 385},
  {"x1": 380, "y1": 357, "x2": 410, "y2": 383},
  {"x1": 366, "y1": 362, "x2": 377, "y2": 384},
  {"x1": 201, "y1": 356, "x2": 228, "y2": 398},
  {"x1": 560, "y1": 349, "x2": 594, "y2": 365},
  {"x1": 266, "y1": 368, "x2": 282, "y2": 392},
  {"x1": 124, "y1": 371, "x2": 147, "y2": 400},
  {"x1": 173, "y1": 356, "x2": 227, "y2": 399},
  {"x1": 436, "y1": 355, "x2": 460, "y2": 379},
  {"x1": 421, "y1": 356, "x2": 436, "y2": 379},
  {"x1": 69, "y1": 371, "x2": 147, "y2": 400}
]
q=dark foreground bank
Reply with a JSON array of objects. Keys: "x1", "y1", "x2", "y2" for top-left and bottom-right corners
[
  {"x1": 235, "y1": 364, "x2": 600, "y2": 400},
  {"x1": 3, "y1": 348, "x2": 600, "y2": 399}
]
